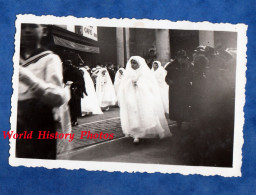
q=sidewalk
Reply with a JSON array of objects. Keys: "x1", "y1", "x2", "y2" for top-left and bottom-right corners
[
  {"x1": 58, "y1": 119, "x2": 233, "y2": 167},
  {"x1": 57, "y1": 106, "x2": 123, "y2": 156},
  {"x1": 57, "y1": 106, "x2": 175, "y2": 157}
]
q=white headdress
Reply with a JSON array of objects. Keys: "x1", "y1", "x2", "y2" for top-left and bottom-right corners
[
  {"x1": 118, "y1": 56, "x2": 171, "y2": 138},
  {"x1": 80, "y1": 67, "x2": 103, "y2": 115},
  {"x1": 96, "y1": 68, "x2": 117, "y2": 107},
  {"x1": 114, "y1": 67, "x2": 126, "y2": 98},
  {"x1": 151, "y1": 61, "x2": 169, "y2": 114}
]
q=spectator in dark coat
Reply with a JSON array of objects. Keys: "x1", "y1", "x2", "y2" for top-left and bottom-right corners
[
  {"x1": 63, "y1": 60, "x2": 87, "y2": 126},
  {"x1": 165, "y1": 50, "x2": 192, "y2": 128}
]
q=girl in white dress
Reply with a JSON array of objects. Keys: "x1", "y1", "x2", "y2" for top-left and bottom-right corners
[
  {"x1": 96, "y1": 68, "x2": 117, "y2": 110},
  {"x1": 151, "y1": 61, "x2": 169, "y2": 114},
  {"x1": 80, "y1": 67, "x2": 103, "y2": 115},
  {"x1": 118, "y1": 56, "x2": 171, "y2": 143},
  {"x1": 114, "y1": 68, "x2": 126, "y2": 99}
]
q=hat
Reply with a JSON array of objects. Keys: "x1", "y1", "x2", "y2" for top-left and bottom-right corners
[
  {"x1": 64, "y1": 60, "x2": 72, "y2": 65},
  {"x1": 176, "y1": 50, "x2": 187, "y2": 58},
  {"x1": 194, "y1": 45, "x2": 206, "y2": 53},
  {"x1": 205, "y1": 46, "x2": 215, "y2": 56}
]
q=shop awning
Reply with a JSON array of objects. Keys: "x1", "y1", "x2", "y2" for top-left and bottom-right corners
[{"x1": 53, "y1": 36, "x2": 100, "y2": 53}]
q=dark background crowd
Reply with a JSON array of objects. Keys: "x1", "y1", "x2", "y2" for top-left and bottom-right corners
[
  {"x1": 16, "y1": 23, "x2": 237, "y2": 167},
  {"x1": 165, "y1": 46, "x2": 236, "y2": 167},
  {"x1": 59, "y1": 44, "x2": 237, "y2": 167}
]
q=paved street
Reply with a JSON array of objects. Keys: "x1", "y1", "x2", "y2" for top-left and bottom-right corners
[
  {"x1": 57, "y1": 106, "x2": 123, "y2": 155},
  {"x1": 57, "y1": 106, "x2": 175, "y2": 157},
  {"x1": 57, "y1": 106, "x2": 233, "y2": 167}
]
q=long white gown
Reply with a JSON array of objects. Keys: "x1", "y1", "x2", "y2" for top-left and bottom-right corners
[
  {"x1": 151, "y1": 61, "x2": 169, "y2": 114},
  {"x1": 80, "y1": 67, "x2": 103, "y2": 115},
  {"x1": 96, "y1": 68, "x2": 117, "y2": 108},
  {"x1": 114, "y1": 68, "x2": 125, "y2": 98},
  {"x1": 118, "y1": 56, "x2": 171, "y2": 139}
]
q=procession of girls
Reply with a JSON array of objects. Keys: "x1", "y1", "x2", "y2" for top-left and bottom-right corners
[
  {"x1": 64, "y1": 46, "x2": 236, "y2": 144},
  {"x1": 17, "y1": 24, "x2": 236, "y2": 160}
]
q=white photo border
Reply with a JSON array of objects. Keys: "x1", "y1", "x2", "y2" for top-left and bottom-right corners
[{"x1": 9, "y1": 14, "x2": 247, "y2": 177}]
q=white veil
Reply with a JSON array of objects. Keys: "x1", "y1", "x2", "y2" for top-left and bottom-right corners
[
  {"x1": 118, "y1": 56, "x2": 171, "y2": 138},
  {"x1": 151, "y1": 61, "x2": 167, "y2": 78},
  {"x1": 96, "y1": 68, "x2": 117, "y2": 107},
  {"x1": 114, "y1": 68, "x2": 126, "y2": 97},
  {"x1": 80, "y1": 68, "x2": 103, "y2": 115},
  {"x1": 151, "y1": 61, "x2": 169, "y2": 113}
]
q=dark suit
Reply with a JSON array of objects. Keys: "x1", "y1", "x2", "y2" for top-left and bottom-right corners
[
  {"x1": 63, "y1": 66, "x2": 86, "y2": 123},
  {"x1": 165, "y1": 60, "x2": 191, "y2": 123}
]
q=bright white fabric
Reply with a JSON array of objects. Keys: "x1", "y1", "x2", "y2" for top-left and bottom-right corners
[
  {"x1": 151, "y1": 61, "x2": 169, "y2": 114},
  {"x1": 58, "y1": 84, "x2": 72, "y2": 133},
  {"x1": 114, "y1": 68, "x2": 126, "y2": 98},
  {"x1": 19, "y1": 52, "x2": 65, "y2": 106},
  {"x1": 96, "y1": 68, "x2": 117, "y2": 107},
  {"x1": 80, "y1": 68, "x2": 103, "y2": 115},
  {"x1": 164, "y1": 60, "x2": 174, "y2": 69},
  {"x1": 164, "y1": 62, "x2": 171, "y2": 69},
  {"x1": 118, "y1": 56, "x2": 171, "y2": 139},
  {"x1": 19, "y1": 51, "x2": 71, "y2": 133}
]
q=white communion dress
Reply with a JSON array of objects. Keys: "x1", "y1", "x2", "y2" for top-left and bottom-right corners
[
  {"x1": 80, "y1": 67, "x2": 103, "y2": 115},
  {"x1": 151, "y1": 61, "x2": 169, "y2": 114},
  {"x1": 114, "y1": 68, "x2": 126, "y2": 100},
  {"x1": 96, "y1": 68, "x2": 117, "y2": 108},
  {"x1": 118, "y1": 56, "x2": 171, "y2": 139}
]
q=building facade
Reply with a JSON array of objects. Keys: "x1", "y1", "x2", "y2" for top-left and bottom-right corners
[{"x1": 44, "y1": 25, "x2": 237, "y2": 68}]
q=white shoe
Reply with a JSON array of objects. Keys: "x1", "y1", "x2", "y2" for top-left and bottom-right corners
[{"x1": 133, "y1": 138, "x2": 139, "y2": 143}]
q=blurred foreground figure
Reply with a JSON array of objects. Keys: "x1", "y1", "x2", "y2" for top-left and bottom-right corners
[
  {"x1": 165, "y1": 50, "x2": 191, "y2": 128},
  {"x1": 17, "y1": 24, "x2": 67, "y2": 159},
  {"x1": 118, "y1": 56, "x2": 171, "y2": 143},
  {"x1": 80, "y1": 67, "x2": 103, "y2": 115},
  {"x1": 96, "y1": 68, "x2": 117, "y2": 111},
  {"x1": 151, "y1": 61, "x2": 169, "y2": 114}
]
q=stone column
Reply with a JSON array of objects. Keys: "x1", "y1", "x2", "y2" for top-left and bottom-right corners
[
  {"x1": 116, "y1": 28, "x2": 125, "y2": 67},
  {"x1": 199, "y1": 31, "x2": 214, "y2": 47},
  {"x1": 124, "y1": 28, "x2": 130, "y2": 62},
  {"x1": 155, "y1": 29, "x2": 170, "y2": 66}
]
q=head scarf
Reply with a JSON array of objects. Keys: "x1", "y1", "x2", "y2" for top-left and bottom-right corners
[
  {"x1": 118, "y1": 56, "x2": 170, "y2": 138},
  {"x1": 123, "y1": 56, "x2": 155, "y2": 86},
  {"x1": 151, "y1": 61, "x2": 169, "y2": 114},
  {"x1": 96, "y1": 68, "x2": 117, "y2": 107},
  {"x1": 114, "y1": 68, "x2": 125, "y2": 81},
  {"x1": 151, "y1": 61, "x2": 162, "y2": 71},
  {"x1": 126, "y1": 56, "x2": 150, "y2": 73},
  {"x1": 80, "y1": 67, "x2": 103, "y2": 114},
  {"x1": 114, "y1": 68, "x2": 126, "y2": 97},
  {"x1": 151, "y1": 61, "x2": 167, "y2": 84}
]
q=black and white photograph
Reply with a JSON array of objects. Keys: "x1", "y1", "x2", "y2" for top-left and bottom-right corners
[{"x1": 9, "y1": 15, "x2": 247, "y2": 177}]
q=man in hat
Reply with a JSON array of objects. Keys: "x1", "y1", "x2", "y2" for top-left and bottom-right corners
[
  {"x1": 165, "y1": 50, "x2": 192, "y2": 128},
  {"x1": 63, "y1": 60, "x2": 87, "y2": 126}
]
